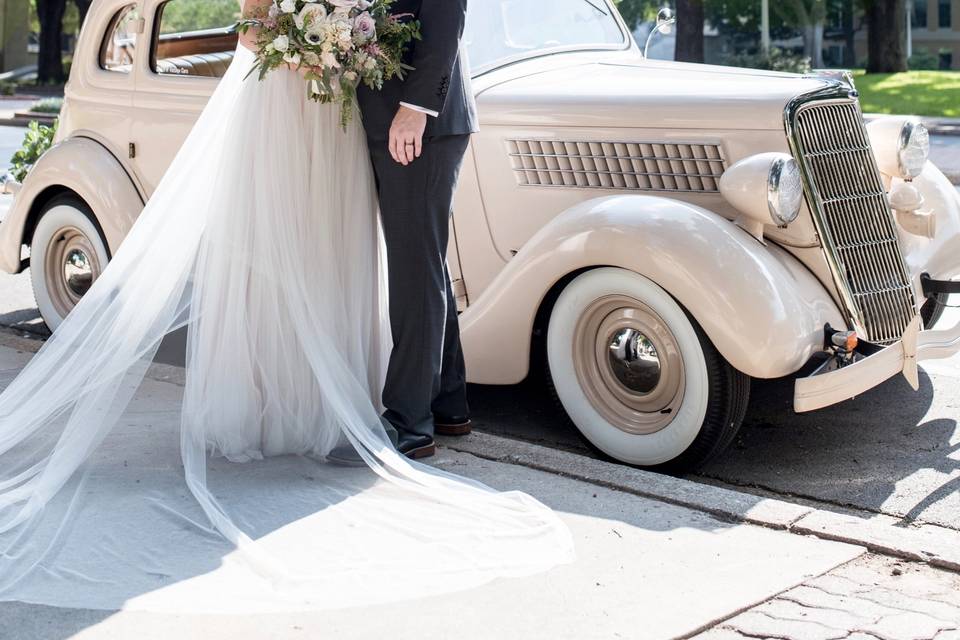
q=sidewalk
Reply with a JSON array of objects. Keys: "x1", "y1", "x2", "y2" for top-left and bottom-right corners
[
  {"x1": 0, "y1": 336, "x2": 957, "y2": 639},
  {"x1": 0, "y1": 340, "x2": 855, "y2": 639}
]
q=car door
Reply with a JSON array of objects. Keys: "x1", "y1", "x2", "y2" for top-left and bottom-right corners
[
  {"x1": 80, "y1": 2, "x2": 141, "y2": 171},
  {"x1": 129, "y1": 0, "x2": 239, "y2": 195}
]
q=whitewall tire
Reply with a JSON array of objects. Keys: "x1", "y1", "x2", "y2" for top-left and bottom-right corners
[
  {"x1": 30, "y1": 196, "x2": 109, "y2": 331},
  {"x1": 547, "y1": 268, "x2": 750, "y2": 471}
]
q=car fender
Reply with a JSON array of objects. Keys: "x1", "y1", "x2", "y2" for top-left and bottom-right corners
[
  {"x1": 899, "y1": 163, "x2": 960, "y2": 287},
  {"x1": 0, "y1": 136, "x2": 144, "y2": 274},
  {"x1": 460, "y1": 195, "x2": 845, "y2": 384}
]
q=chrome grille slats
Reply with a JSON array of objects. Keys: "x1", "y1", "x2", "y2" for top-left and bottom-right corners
[
  {"x1": 506, "y1": 138, "x2": 725, "y2": 193},
  {"x1": 789, "y1": 98, "x2": 917, "y2": 345}
]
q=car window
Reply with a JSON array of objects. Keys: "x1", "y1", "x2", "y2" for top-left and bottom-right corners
[
  {"x1": 101, "y1": 5, "x2": 140, "y2": 73},
  {"x1": 152, "y1": 0, "x2": 240, "y2": 78},
  {"x1": 465, "y1": 0, "x2": 627, "y2": 73}
]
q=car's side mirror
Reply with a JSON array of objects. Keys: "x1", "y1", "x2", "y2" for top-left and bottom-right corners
[{"x1": 644, "y1": 7, "x2": 677, "y2": 58}]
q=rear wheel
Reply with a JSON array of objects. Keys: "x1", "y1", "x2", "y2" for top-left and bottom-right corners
[
  {"x1": 30, "y1": 195, "x2": 109, "y2": 331},
  {"x1": 546, "y1": 268, "x2": 750, "y2": 472}
]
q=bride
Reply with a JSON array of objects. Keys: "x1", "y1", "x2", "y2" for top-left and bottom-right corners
[{"x1": 0, "y1": 0, "x2": 573, "y2": 612}]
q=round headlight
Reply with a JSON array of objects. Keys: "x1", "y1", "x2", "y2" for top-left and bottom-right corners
[
  {"x1": 720, "y1": 152, "x2": 805, "y2": 238},
  {"x1": 767, "y1": 157, "x2": 803, "y2": 226},
  {"x1": 865, "y1": 117, "x2": 930, "y2": 180},
  {"x1": 898, "y1": 121, "x2": 929, "y2": 180}
]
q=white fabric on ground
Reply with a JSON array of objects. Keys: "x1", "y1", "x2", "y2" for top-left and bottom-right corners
[{"x1": 0, "y1": 46, "x2": 574, "y2": 612}]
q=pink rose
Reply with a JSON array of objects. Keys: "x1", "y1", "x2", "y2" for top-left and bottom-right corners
[
  {"x1": 328, "y1": 0, "x2": 359, "y2": 12},
  {"x1": 353, "y1": 12, "x2": 376, "y2": 41}
]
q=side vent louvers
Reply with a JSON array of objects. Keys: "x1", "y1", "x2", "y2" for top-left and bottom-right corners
[{"x1": 507, "y1": 139, "x2": 725, "y2": 193}]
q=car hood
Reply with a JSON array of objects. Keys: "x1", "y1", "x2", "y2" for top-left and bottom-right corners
[{"x1": 476, "y1": 58, "x2": 832, "y2": 131}]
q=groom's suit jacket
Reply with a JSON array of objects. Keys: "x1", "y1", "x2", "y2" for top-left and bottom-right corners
[{"x1": 357, "y1": 0, "x2": 479, "y2": 141}]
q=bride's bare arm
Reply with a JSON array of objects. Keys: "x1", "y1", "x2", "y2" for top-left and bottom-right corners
[{"x1": 239, "y1": 0, "x2": 272, "y2": 53}]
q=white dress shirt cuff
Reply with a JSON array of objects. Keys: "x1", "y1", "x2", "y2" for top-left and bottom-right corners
[{"x1": 399, "y1": 102, "x2": 440, "y2": 118}]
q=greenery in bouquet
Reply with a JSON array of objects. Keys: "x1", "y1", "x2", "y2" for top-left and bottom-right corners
[{"x1": 240, "y1": 0, "x2": 421, "y2": 127}]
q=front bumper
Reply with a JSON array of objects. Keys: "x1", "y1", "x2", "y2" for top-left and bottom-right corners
[{"x1": 794, "y1": 309, "x2": 960, "y2": 413}]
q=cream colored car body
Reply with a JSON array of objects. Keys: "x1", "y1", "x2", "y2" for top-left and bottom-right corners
[{"x1": 3, "y1": 0, "x2": 960, "y2": 465}]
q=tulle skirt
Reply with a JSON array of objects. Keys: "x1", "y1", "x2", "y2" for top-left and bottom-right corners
[{"x1": 0, "y1": 46, "x2": 574, "y2": 612}]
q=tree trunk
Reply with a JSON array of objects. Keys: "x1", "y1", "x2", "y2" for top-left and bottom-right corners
[
  {"x1": 675, "y1": 0, "x2": 705, "y2": 63},
  {"x1": 866, "y1": 0, "x2": 907, "y2": 73},
  {"x1": 36, "y1": 0, "x2": 68, "y2": 84},
  {"x1": 75, "y1": 0, "x2": 93, "y2": 27}
]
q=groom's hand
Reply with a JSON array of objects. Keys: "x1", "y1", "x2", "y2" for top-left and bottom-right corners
[{"x1": 389, "y1": 106, "x2": 427, "y2": 166}]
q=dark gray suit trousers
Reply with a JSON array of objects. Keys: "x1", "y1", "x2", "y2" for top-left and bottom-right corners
[{"x1": 368, "y1": 135, "x2": 471, "y2": 437}]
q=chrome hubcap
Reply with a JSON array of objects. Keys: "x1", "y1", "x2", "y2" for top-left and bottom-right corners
[
  {"x1": 607, "y1": 328, "x2": 662, "y2": 394},
  {"x1": 63, "y1": 248, "x2": 94, "y2": 297},
  {"x1": 573, "y1": 295, "x2": 685, "y2": 435},
  {"x1": 44, "y1": 226, "x2": 102, "y2": 318}
]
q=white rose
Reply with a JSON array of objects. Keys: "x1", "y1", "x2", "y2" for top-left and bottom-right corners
[
  {"x1": 284, "y1": 52, "x2": 301, "y2": 66},
  {"x1": 295, "y1": 2, "x2": 327, "y2": 29},
  {"x1": 272, "y1": 35, "x2": 290, "y2": 52},
  {"x1": 279, "y1": 0, "x2": 296, "y2": 13}
]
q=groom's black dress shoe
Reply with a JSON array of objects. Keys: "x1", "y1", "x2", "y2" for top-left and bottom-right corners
[
  {"x1": 398, "y1": 432, "x2": 436, "y2": 460},
  {"x1": 434, "y1": 415, "x2": 472, "y2": 436},
  {"x1": 326, "y1": 444, "x2": 366, "y2": 467}
]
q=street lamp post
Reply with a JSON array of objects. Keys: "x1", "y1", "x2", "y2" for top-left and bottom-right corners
[{"x1": 761, "y1": 0, "x2": 771, "y2": 55}]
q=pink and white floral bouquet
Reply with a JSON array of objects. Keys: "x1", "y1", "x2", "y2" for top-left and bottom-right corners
[{"x1": 240, "y1": 0, "x2": 420, "y2": 127}]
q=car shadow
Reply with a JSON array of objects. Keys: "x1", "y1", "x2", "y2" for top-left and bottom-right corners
[
  {"x1": 468, "y1": 356, "x2": 959, "y2": 530},
  {"x1": 696, "y1": 364, "x2": 959, "y2": 528}
]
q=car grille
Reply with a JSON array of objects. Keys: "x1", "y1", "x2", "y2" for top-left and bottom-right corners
[
  {"x1": 790, "y1": 99, "x2": 917, "y2": 345},
  {"x1": 507, "y1": 139, "x2": 725, "y2": 193}
]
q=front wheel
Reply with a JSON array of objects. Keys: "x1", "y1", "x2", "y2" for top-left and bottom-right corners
[
  {"x1": 546, "y1": 268, "x2": 750, "y2": 472},
  {"x1": 30, "y1": 195, "x2": 109, "y2": 331}
]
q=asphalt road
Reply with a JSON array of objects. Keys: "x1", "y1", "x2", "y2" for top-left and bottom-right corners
[{"x1": 0, "y1": 125, "x2": 957, "y2": 534}]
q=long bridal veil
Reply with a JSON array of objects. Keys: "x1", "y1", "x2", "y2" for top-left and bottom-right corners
[{"x1": 0, "y1": 45, "x2": 573, "y2": 612}]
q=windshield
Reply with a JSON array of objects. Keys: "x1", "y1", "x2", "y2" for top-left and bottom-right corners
[{"x1": 465, "y1": 0, "x2": 628, "y2": 73}]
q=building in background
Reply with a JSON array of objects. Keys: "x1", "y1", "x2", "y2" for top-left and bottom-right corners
[
  {"x1": 0, "y1": 0, "x2": 31, "y2": 73},
  {"x1": 901, "y1": 0, "x2": 959, "y2": 69}
]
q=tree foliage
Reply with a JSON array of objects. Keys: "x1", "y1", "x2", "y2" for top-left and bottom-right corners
[
  {"x1": 613, "y1": 0, "x2": 661, "y2": 30},
  {"x1": 157, "y1": 0, "x2": 241, "y2": 35},
  {"x1": 10, "y1": 120, "x2": 58, "y2": 183}
]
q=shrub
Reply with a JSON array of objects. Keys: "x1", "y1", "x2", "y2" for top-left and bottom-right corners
[
  {"x1": 10, "y1": 120, "x2": 58, "y2": 183},
  {"x1": 724, "y1": 47, "x2": 813, "y2": 74},
  {"x1": 0, "y1": 81, "x2": 16, "y2": 96},
  {"x1": 29, "y1": 97, "x2": 64, "y2": 114},
  {"x1": 908, "y1": 48, "x2": 940, "y2": 71}
]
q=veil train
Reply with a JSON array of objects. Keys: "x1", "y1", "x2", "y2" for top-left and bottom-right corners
[{"x1": 0, "y1": 45, "x2": 574, "y2": 612}]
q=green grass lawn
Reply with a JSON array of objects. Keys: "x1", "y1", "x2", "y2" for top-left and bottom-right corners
[{"x1": 853, "y1": 70, "x2": 960, "y2": 118}]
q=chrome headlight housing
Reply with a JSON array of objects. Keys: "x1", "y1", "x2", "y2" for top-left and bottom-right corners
[
  {"x1": 898, "y1": 121, "x2": 930, "y2": 179},
  {"x1": 720, "y1": 152, "x2": 804, "y2": 237},
  {"x1": 865, "y1": 117, "x2": 930, "y2": 180},
  {"x1": 767, "y1": 156, "x2": 804, "y2": 226}
]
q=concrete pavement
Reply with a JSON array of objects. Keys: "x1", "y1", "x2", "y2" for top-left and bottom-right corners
[
  {"x1": 0, "y1": 340, "x2": 868, "y2": 640},
  {"x1": 1, "y1": 335, "x2": 958, "y2": 640}
]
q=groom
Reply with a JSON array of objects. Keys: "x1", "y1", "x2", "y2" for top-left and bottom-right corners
[{"x1": 355, "y1": 0, "x2": 478, "y2": 460}]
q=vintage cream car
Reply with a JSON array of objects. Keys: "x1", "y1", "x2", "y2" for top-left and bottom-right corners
[{"x1": 3, "y1": 0, "x2": 960, "y2": 470}]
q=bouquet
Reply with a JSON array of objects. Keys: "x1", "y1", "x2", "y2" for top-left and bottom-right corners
[{"x1": 240, "y1": 0, "x2": 421, "y2": 127}]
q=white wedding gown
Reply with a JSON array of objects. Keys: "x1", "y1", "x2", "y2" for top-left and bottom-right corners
[{"x1": 0, "y1": 46, "x2": 573, "y2": 613}]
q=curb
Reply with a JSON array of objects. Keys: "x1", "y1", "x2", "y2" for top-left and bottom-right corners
[
  {"x1": 1, "y1": 328, "x2": 957, "y2": 574},
  {"x1": 441, "y1": 431, "x2": 960, "y2": 574},
  {"x1": 0, "y1": 326, "x2": 186, "y2": 386}
]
